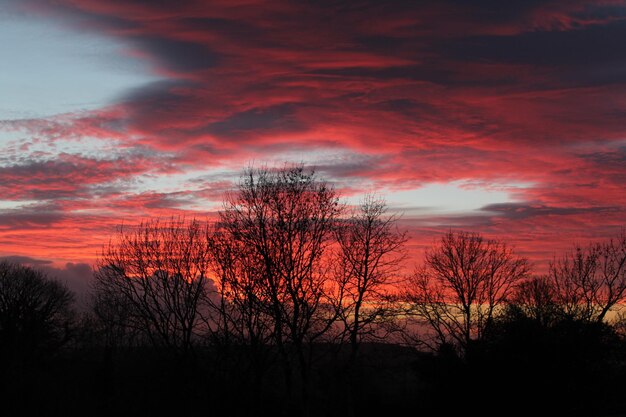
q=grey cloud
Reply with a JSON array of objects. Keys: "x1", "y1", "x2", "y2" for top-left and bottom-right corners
[
  {"x1": 0, "y1": 203, "x2": 65, "y2": 228},
  {"x1": 0, "y1": 255, "x2": 94, "y2": 304},
  {"x1": 480, "y1": 203, "x2": 620, "y2": 220},
  {"x1": 203, "y1": 103, "x2": 306, "y2": 138},
  {"x1": 134, "y1": 36, "x2": 221, "y2": 72}
]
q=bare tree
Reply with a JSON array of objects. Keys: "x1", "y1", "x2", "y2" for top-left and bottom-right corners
[
  {"x1": 0, "y1": 261, "x2": 75, "y2": 359},
  {"x1": 550, "y1": 231, "x2": 626, "y2": 322},
  {"x1": 405, "y1": 231, "x2": 529, "y2": 353},
  {"x1": 509, "y1": 276, "x2": 561, "y2": 326},
  {"x1": 217, "y1": 165, "x2": 343, "y2": 404},
  {"x1": 205, "y1": 224, "x2": 275, "y2": 346},
  {"x1": 93, "y1": 217, "x2": 210, "y2": 355},
  {"x1": 204, "y1": 224, "x2": 275, "y2": 383},
  {"x1": 335, "y1": 194, "x2": 407, "y2": 363},
  {"x1": 90, "y1": 283, "x2": 139, "y2": 352}
]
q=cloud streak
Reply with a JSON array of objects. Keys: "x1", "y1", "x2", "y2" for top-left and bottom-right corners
[{"x1": 1, "y1": 0, "x2": 625, "y2": 272}]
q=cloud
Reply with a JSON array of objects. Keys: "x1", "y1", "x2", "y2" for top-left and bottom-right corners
[
  {"x1": 1, "y1": 255, "x2": 53, "y2": 266},
  {"x1": 0, "y1": 152, "x2": 175, "y2": 201},
  {"x1": 133, "y1": 35, "x2": 221, "y2": 73},
  {"x1": 0, "y1": 202, "x2": 66, "y2": 228},
  {"x1": 0, "y1": 255, "x2": 93, "y2": 301},
  {"x1": 1, "y1": 0, "x2": 626, "y2": 269},
  {"x1": 203, "y1": 103, "x2": 306, "y2": 138},
  {"x1": 439, "y1": 19, "x2": 626, "y2": 88},
  {"x1": 480, "y1": 203, "x2": 620, "y2": 220},
  {"x1": 47, "y1": 262, "x2": 94, "y2": 302}
]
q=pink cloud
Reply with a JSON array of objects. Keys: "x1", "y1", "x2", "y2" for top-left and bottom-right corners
[{"x1": 1, "y1": 0, "x2": 625, "y2": 271}]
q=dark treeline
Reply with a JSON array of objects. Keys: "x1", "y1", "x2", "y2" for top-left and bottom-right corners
[{"x1": 1, "y1": 166, "x2": 626, "y2": 417}]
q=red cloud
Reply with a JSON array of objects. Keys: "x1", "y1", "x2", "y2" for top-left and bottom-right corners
[{"x1": 2, "y1": 0, "x2": 626, "y2": 271}]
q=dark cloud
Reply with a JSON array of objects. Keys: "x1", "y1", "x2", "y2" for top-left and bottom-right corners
[
  {"x1": 447, "y1": 22, "x2": 626, "y2": 66},
  {"x1": 133, "y1": 36, "x2": 221, "y2": 72},
  {"x1": 578, "y1": 145, "x2": 626, "y2": 167},
  {"x1": 375, "y1": 99, "x2": 437, "y2": 114},
  {"x1": 47, "y1": 262, "x2": 94, "y2": 301},
  {"x1": 122, "y1": 80, "x2": 195, "y2": 104},
  {"x1": 571, "y1": 3, "x2": 626, "y2": 21},
  {"x1": 307, "y1": 66, "x2": 450, "y2": 83},
  {"x1": 1, "y1": 255, "x2": 94, "y2": 302},
  {"x1": 181, "y1": 17, "x2": 264, "y2": 42},
  {"x1": 138, "y1": 191, "x2": 193, "y2": 209},
  {"x1": 480, "y1": 203, "x2": 620, "y2": 220},
  {"x1": 204, "y1": 103, "x2": 306, "y2": 138},
  {"x1": 445, "y1": 0, "x2": 546, "y2": 18},
  {"x1": 441, "y1": 19, "x2": 626, "y2": 87},
  {"x1": 120, "y1": 80, "x2": 201, "y2": 132},
  {"x1": 1, "y1": 255, "x2": 53, "y2": 266},
  {"x1": 0, "y1": 203, "x2": 65, "y2": 228}
]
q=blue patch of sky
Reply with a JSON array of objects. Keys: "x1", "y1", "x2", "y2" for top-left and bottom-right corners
[{"x1": 0, "y1": 10, "x2": 160, "y2": 121}]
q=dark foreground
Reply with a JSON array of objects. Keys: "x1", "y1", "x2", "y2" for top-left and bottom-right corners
[{"x1": 2, "y1": 319, "x2": 626, "y2": 417}]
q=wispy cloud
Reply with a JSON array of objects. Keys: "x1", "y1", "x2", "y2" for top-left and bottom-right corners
[{"x1": 1, "y1": 0, "x2": 625, "y2": 267}]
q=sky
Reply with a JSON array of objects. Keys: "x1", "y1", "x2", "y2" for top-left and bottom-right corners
[{"x1": 1, "y1": 0, "x2": 625, "y2": 293}]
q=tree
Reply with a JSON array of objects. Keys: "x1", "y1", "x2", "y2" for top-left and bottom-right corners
[
  {"x1": 217, "y1": 165, "x2": 343, "y2": 405},
  {"x1": 405, "y1": 231, "x2": 529, "y2": 353},
  {"x1": 471, "y1": 304, "x2": 623, "y2": 417},
  {"x1": 550, "y1": 231, "x2": 626, "y2": 322},
  {"x1": 205, "y1": 224, "x2": 275, "y2": 347},
  {"x1": 90, "y1": 281, "x2": 138, "y2": 352},
  {"x1": 335, "y1": 194, "x2": 407, "y2": 363},
  {"x1": 204, "y1": 224, "x2": 275, "y2": 387},
  {"x1": 0, "y1": 261, "x2": 74, "y2": 360},
  {"x1": 93, "y1": 218, "x2": 210, "y2": 355},
  {"x1": 509, "y1": 276, "x2": 561, "y2": 327}
]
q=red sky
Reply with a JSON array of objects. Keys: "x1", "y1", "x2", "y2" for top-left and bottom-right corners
[{"x1": 1, "y1": 0, "x2": 625, "y2": 293}]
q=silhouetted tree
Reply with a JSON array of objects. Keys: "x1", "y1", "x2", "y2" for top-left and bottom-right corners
[
  {"x1": 509, "y1": 276, "x2": 562, "y2": 326},
  {"x1": 203, "y1": 224, "x2": 275, "y2": 395},
  {"x1": 405, "y1": 231, "x2": 529, "y2": 353},
  {"x1": 550, "y1": 231, "x2": 626, "y2": 322},
  {"x1": 94, "y1": 218, "x2": 210, "y2": 355},
  {"x1": 204, "y1": 224, "x2": 274, "y2": 347},
  {"x1": 335, "y1": 194, "x2": 407, "y2": 364},
  {"x1": 0, "y1": 261, "x2": 74, "y2": 360},
  {"x1": 217, "y1": 165, "x2": 343, "y2": 407},
  {"x1": 613, "y1": 311, "x2": 626, "y2": 337},
  {"x1": 91, "y1": 283, "x2": 138, "y2": 352},
  {"x1": 474, "y1": 306, "x2": 625, "y2": 416}
]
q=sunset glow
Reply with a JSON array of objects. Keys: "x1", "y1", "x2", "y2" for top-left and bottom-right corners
[{"x1": 1, "y1": 0, "x2": 625, "y2": 291}]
